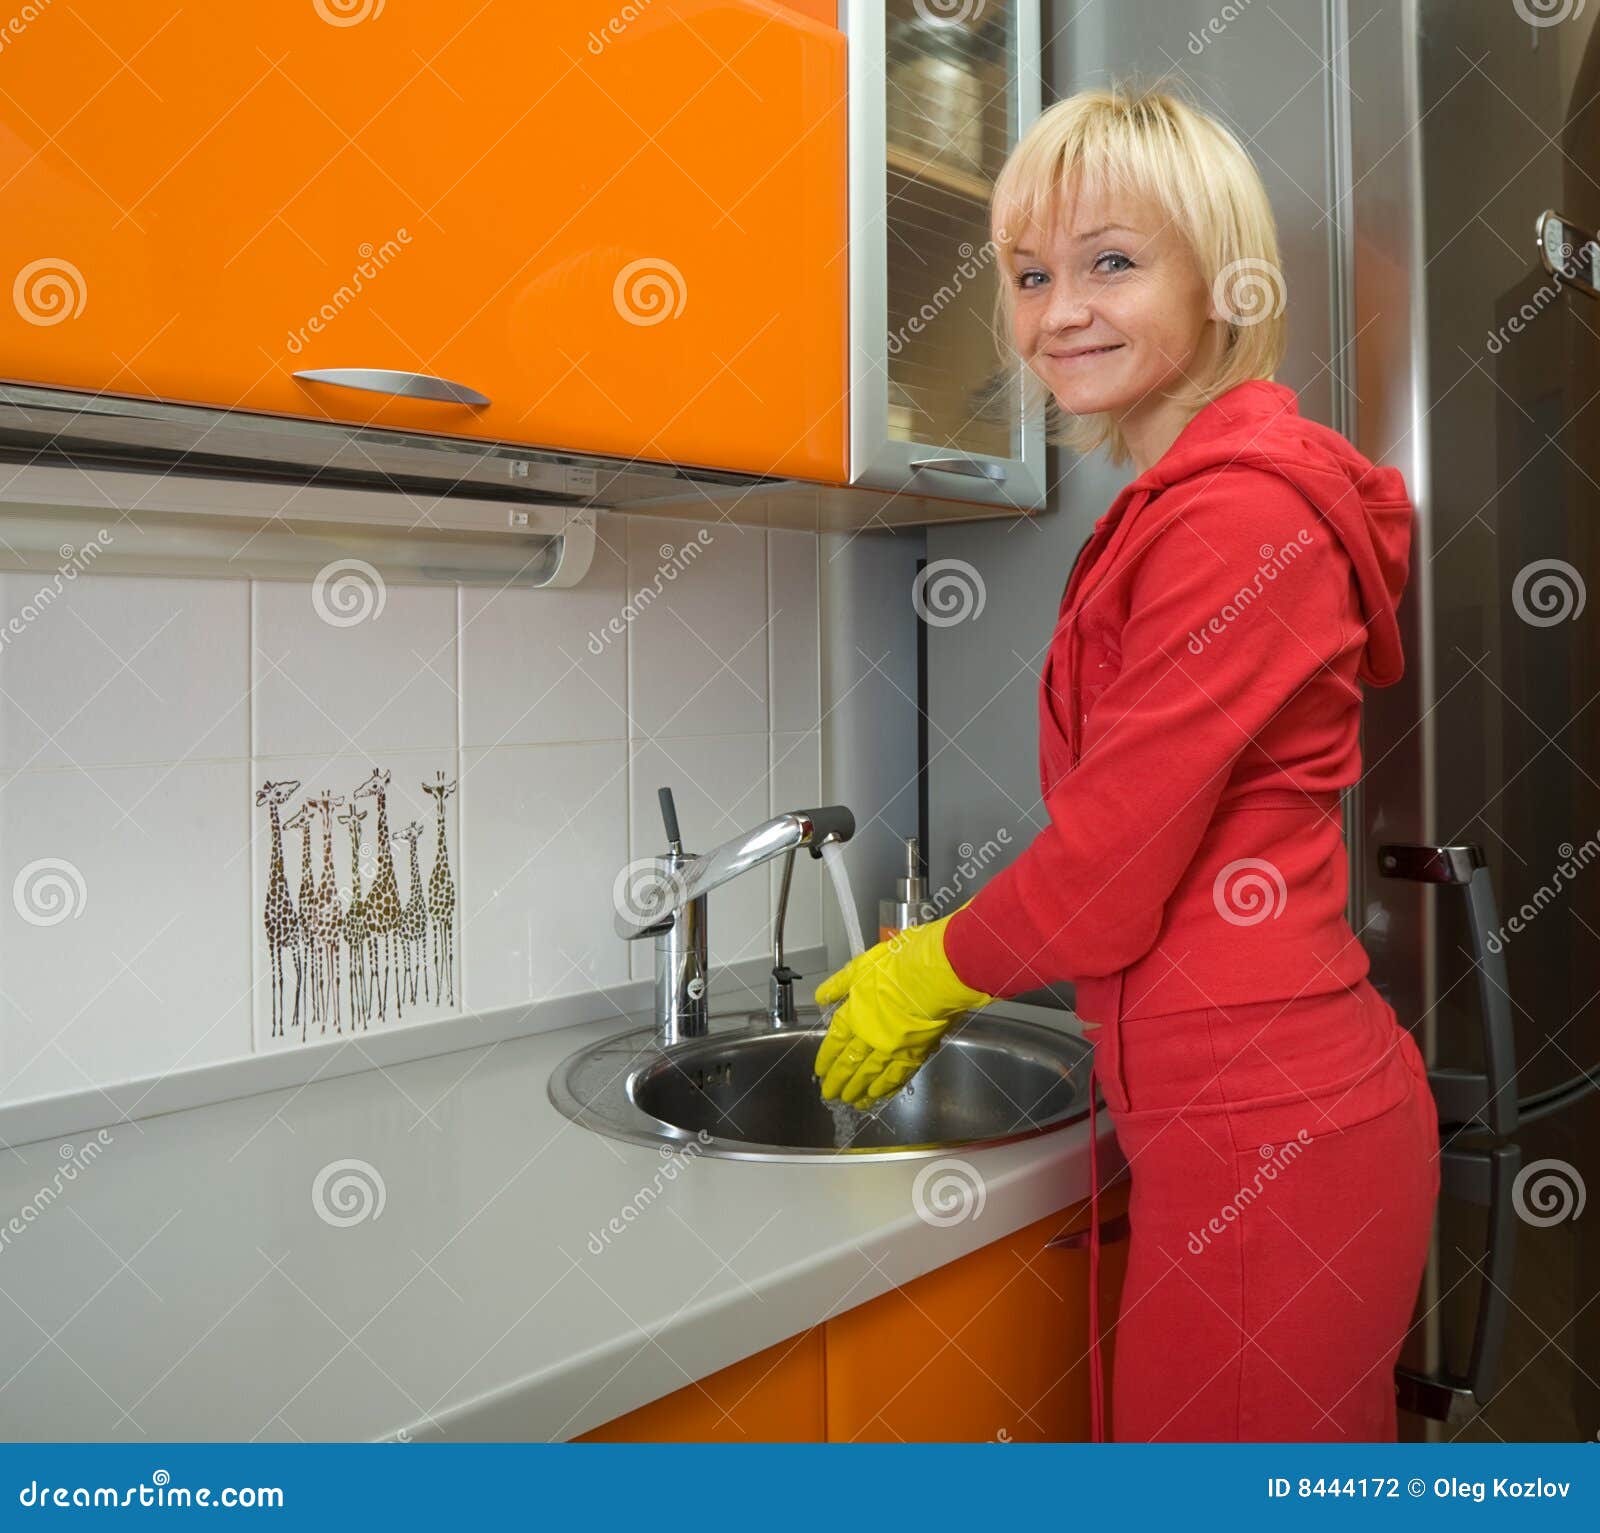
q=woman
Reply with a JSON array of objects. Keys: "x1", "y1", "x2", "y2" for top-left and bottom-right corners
[{"x1": 812, "y1": 85, "x2": 1440, "y2": 1444}]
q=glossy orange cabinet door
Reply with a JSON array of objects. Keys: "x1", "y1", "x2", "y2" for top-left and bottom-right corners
[
  {"x1": 824, "y1": 1189, "x2": 1132, "y2": 1443},
  {"x1": 0, "y1": 2, "x2": 847, "y2": 481},
  {"x1": 574, "y1": 1327, "x2": 826, "y2": 1442}
]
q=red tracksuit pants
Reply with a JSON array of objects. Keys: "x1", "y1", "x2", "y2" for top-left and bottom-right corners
[{"x1": 1084, "y1": 978, "x2": 1440, "y2": 1442}]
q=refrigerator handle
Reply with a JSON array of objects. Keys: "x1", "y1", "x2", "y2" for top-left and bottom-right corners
[
  {"x1": 1394, "y1": 1143, "x2": 1520, "y2": 1422},
  {"x1": 1377, "y1": 843, "x2": 1519, "y2": 1136}
]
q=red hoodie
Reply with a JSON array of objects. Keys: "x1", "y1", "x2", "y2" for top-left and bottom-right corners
[{"x1": 943, "y1": 379, "x2": 1414, "y2": 1022}]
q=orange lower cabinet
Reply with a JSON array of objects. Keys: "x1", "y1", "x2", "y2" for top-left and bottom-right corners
[
  {"x1": 573, "y1": 1185, "x2": 1131, "y2": 1443},
  {"x1": 824, "y1": 1187, "x2": 1132, "y2": 1443},
  {"x1": 574, "y1": 1327, "x2": 826, "y2": 1443}
]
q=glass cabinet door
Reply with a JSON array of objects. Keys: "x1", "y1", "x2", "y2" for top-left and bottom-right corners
[{"x1": 846, "y1": 0, "x2": 1045, "y2": 512}]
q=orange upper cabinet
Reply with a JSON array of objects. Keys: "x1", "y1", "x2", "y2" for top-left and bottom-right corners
[{"x1": 0, "y1": 1, "x2": 847, "y2": 482}]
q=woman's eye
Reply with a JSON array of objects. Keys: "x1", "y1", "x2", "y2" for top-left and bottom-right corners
[
  {"x1": 1015, "y1": 269, "x2": 1047, "y2": 290},
  {"x1": 1094, "y1": 251, "x2": 1134, "y2": 275}
]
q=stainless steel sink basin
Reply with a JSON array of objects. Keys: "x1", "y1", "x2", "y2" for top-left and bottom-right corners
[{"x1": 548, "y1": 1005, "x2": 1095, "y2": 1162}]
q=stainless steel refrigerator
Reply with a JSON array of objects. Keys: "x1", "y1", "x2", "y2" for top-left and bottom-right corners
[{"x1": 924, "y1": 0, "x2": 1599, "y2": 1440}]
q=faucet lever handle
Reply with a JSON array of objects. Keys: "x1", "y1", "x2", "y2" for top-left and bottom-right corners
[{"x1": 658, "y1": 786, "x2": 683, "y2": 851}]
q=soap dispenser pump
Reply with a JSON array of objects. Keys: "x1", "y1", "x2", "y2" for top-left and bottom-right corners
[{"x1": 879, "y1": 836, "x2": 929, "y2": 942}]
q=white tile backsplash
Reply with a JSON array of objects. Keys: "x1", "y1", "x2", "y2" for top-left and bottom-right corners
[
  {"x1": 768, "y1": 530, "x2": 821, "y2": 734},
  {"x1": 459, "y1": 529, "x2": 629, "y2": 747},
  {"x1": 626, "y1": 518, "x2": 769, "y2": 738},
  {"x1": 460, "y1": 742, "x2": 631, "y2": 1011},
  {"x1": 0, "y1": 762, "x2": 252, "y2": 1108},
  {"x1": 252, "y1": 578, "x2": 457, "y2": 759},
  {"x1": 0, "y1": 574, "x2": 248, "y2": 770},
  {"x1": 0, "y1": 509, "x2": 822, "y2": 1115}
]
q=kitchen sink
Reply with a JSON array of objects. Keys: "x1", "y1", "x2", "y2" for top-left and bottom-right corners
[{"x1": 548, "y1": 1005, "x2": 1096, "y2": 1162}]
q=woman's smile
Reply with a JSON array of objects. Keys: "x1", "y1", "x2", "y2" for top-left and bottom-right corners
[{"x1": 1043, "y1": 342, "x2": 1126, "y2": 365}]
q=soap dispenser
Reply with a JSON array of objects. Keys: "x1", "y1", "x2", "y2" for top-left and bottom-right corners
[{"x1": 879, "y1": 836, "x2": 929, "y2": 942}]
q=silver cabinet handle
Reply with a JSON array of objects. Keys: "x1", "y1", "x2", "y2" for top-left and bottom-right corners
[
  {"x1": 907, "y1": 455, "x2": 1007, "y2": 484},
  {"x1": 293, "y1": 367, "x2": 491, "y2": 407}
]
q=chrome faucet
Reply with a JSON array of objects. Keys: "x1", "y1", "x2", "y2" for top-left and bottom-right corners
[{"x1": 616, "y1": 787, "x2": 855, "y2": 1044}]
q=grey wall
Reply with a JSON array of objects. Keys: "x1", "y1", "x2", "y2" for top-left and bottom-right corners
[
  {"x1": 926, "y1": 0, "x2": 1345, "y2": 1007},
  {"x1": 818, "y1": 526, "x2": 926, "y2": 970}
]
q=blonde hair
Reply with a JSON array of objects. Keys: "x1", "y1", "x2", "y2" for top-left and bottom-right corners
[{"x1": 990, "y1": 83, "x2": 1287, "y2": 466}]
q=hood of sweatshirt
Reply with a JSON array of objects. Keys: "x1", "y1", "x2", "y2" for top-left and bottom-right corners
[{"x1": 1119, "y1": 379, "x2": 1413, "y2": 686}]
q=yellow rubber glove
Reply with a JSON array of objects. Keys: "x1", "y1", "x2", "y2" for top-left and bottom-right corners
[{"x1": 812, "y1": 911, "x2": 993, "y2": 1107}]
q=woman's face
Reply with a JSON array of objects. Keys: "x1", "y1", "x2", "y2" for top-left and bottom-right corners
[{"x1": 1006, "y1": 184, "x2": 1225, "y2": 457}]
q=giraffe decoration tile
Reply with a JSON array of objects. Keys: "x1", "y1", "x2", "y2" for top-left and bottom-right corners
[{"x1": 252, "y1": 759, "x2": 461, "y2": 1048}]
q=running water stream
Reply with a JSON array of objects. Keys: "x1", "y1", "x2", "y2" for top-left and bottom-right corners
[{"x1": 816, "y1": 839, "x2": 889, "y2": 1145}]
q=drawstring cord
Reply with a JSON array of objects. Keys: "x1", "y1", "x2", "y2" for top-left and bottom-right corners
[{"x1": 1087, "y1": 1059, "x2": 1105, "y2": 1443}]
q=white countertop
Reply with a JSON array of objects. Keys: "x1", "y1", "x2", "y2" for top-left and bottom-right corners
[{"x1": 0, "y1": 1000, "x2": 1123, "y2": 1442}]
